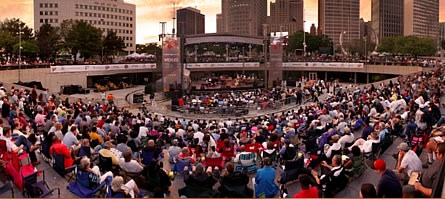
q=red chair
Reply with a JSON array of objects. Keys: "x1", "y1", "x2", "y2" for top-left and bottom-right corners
[
  {"x1": 202, "y1": 157, "x2": 224, "y2": 169},
  {"x1": 244, "y1": 143, "x2": 261, "y2": 153}
]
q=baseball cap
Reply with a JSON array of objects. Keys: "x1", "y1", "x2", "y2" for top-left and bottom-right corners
[
  {"x1": 373, "y1": 159, "x2": 386, "y2": 171},
  {"x1": 397, "y1": 142, "x2": 410, "y2": 151}
]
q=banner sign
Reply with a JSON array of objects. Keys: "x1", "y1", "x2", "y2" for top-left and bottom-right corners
[
  {"x1": 185, "y1": 62, "x2": 260, "y2": 69},
  {"x1": 162, "y1": 36, "x2": 181, "y2": 92},
  {"x1": 50, "y1": 64, "x2": 156, "y2": 73},
  {"x1": 283, "y1": 62, "x2": 364, "y2": 68}
]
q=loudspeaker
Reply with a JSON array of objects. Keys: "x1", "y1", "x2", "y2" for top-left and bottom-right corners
[
  {"x1": 273, "y1": 80, "x2": 277, "y2": 87},
  {"x1": 171, "y1": 99, "x2": 179, "y2": 111}
]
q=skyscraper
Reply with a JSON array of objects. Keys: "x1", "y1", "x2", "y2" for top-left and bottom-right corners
[
  {"x1": 318, "y1": 0, "x2": 360, "y2": 48},
  {"x1": 177, "y1": 7, "x2": 205, "y2": 36},
  {"x1": 404, "y1": 0, "x2": 439, "y2": 40},
  {"x1": 34, "y1": 0, "x2": 136, "y2": 53},
  {"x1": 440, "y1": 22, "x2": 445, "y2": 44},
  {"x1": 217, "y1": 0, "x2": 267, "y2": 36},
  {"x1": 267, "y1": 0, "x2": 304, "y2": 35},
  {"x1": 310, "y1": 24, "x2": 317, "y2": 36},
  {"x1": 371, "y1": 0, "x2": 404, "y2": 42}
]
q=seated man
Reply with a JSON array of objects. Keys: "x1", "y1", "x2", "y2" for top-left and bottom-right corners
[
  {"x1": 178, "y1": 163, "x2": 220, "y2": 198},
  {"x1": 403, "y1": 142, "x2": 444, "y2": 198},
  {"x1": 233, "y1": 145, "x2": 256, "y2": 167},
  {"x1": 119, "y1": 150, "x2": 143, "y2": 174},
  {"x1": 144, "y1": 160, "x2": 171, "y2": 198},
  {"x1": 394, "y1": 142, "x2": 422, "y2": 183},
  {"x1": 77, "y1": 157, "x2": 113, "y2": 189},
  {"x1": 219, "y1": 162, "x2": 253, "y2": 198},
  {"x1": 110, "y1": 176, "x2": 141, "y2": 198},
  {"x1": 348, "y1": 132, "x2": 380, "y2": 153},
  {"x1": 311, "y1": 155, "x2": 348, "y2": 197}
]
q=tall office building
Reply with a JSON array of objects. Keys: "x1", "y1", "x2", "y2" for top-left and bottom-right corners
[
  {"x1": 217, "y1": 0, "x2": 267, "y2": 36},
  {"x1": 34, "y1": 0, "x2": 136, "y2": 53},
  {"x1": 318, "y1": 0, "x2": 360, "y2": 47},
  {"x1": 310, "y1": 24, "x2": 317, "y2": 36},
  {"x1": 267, "y1": 0, "x2": 304, "y2": 35},
  {"x1": 216, "y1": 14, "x2": 224, "y2": 33},
  {"x1": 177, "y1": 7, "x2": 205, "y2": 36},
  {"x1": 404, "y1": 0, "x2": 439, "y2": 40},
  {"x1": 371, "y1": 0, "x2": 403, "y2": 42},
  {"x1": 440, "y1": 22, "x2": 445, "y2": 44}
]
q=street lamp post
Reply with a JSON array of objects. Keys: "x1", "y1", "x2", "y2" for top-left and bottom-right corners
[
  {"x1": 226, "y1": 44, "x2": 229, "y2": 62},
  {"x1": 101, "y1": 47, "x2": 105, "y2": 64},
  {"x1": 303, "y1": 21, "x2": 306, "y2": 57},
  {"x1": 248, "y1": 44, "x2": 252, "y2": 59},
  {"x1": 194, "y1": 45, "x2": 198, "y2": 62},
  {"x1": 242, "y1": 46, "x2": 245, "y2": 74},
  {"x1": 17, "y1": 25, "x2": 24, "y2": 83},
  {"x1": 364, "y1": 36, "x2": 368, "y2": 83},
  {"x1": 339, "y1": 31, "x2": 347, "y2": 55}
]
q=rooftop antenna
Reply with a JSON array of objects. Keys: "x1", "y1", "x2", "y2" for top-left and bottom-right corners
[{"x1": 172, "y1": 2, "x2": 176, "y2": 35}]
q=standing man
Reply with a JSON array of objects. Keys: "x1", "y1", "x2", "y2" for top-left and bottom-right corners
[{"x1": 374, "y1": 159, "x2": 403, "y2": 198}]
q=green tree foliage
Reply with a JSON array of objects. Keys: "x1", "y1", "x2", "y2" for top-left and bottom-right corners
[
  {"x1": 0, "y1": 18, "x2": 34, "y2": 58},
  {"x1": 441, "y1": 40, "x2": 445, "y2": 50},
  {"x1": 136, "y1": 43, "x2": 162, "y2": 55},
  {"x1": 36, "y1": 23, "x2": 62, "y2": 60},
  {"x1": 13, "y1": 40, "x2": 39, "y2": 59},
  {"x1": 103, "y1": 30, "x2": 126, "y2": 57},
  {"x1": 63, "y1": 20, "x2": 102, "y2": 61},
  {"x1": 286, "y1": 31, "x2": 333, "y2": 54},
  {"x1": 378, "y1": 36, "x2": 436, "y2": 56}
]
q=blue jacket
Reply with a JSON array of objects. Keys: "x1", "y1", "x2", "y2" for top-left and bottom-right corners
[{"x1": 254, "y1": 166, "x2": 278, "y2": 198}]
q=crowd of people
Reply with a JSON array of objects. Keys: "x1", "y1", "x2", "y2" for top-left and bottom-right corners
[{"x1": 0, "y1": 63, "x2": 444, "y2": 198}]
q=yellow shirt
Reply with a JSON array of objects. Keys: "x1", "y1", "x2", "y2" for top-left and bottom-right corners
[{"x1": 89, "y1": 132, "x2": 103, "y2": 144}]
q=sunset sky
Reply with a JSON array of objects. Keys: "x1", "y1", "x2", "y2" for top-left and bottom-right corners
[{"x1": 1, "y1": 0, "x2": 444, "y2": 44}]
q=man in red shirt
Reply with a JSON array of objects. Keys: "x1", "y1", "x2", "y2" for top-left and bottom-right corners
[
  {"x1": 50, "y1": 136, "x2": 73, "y2": 168},
  {"x1": 293, "y1": 174, "x2": 319, "y2": 198}
]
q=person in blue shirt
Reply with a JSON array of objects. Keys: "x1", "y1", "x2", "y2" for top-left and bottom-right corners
[{"x1": 254, "y1": 157, "x2": 278, "y2": 198}]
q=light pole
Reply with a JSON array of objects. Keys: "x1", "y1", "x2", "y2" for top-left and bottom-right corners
[
  {"x1": 339, "y1": 31, "x2": 347, "y2": 55},
  {"x1": 225, "y1": 44, "x2": 229, "y2": 62},
  {"x1": 101, "y1": 47, "x2": 105, "y2": 64},
  {"x1": 16, "y1": 25, "x2": 24, "y2": 83},
  {"x1": 303, "y1": 21, "x2": 306, "y2": 57},
  {"x1": 364, "y1": 36, "x2": 368, "y2": 83},
  {"x1": 248, "y1": 44, "x2": 252, "y2": 59},
  {"x1": 242, "y1": 46, "x2": 245, "y2": 74},
  {"x1": 363, "y1": 36, "x2": 367, "y2": 59}
]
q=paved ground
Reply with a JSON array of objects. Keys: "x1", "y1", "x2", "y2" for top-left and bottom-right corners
[{"x1": 1, "y1": 71, "x2": 442, "y2": 198}]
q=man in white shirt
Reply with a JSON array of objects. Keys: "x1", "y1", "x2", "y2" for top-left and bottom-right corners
[
  {"x1": 395, "y1": 142, "x2": 422, "y2": 182},
  {"x1": 338, "y1": 127, "x2": 354, "y2": 149},
  {"x1": 0, "y1": 127, "x2": 24, "y2": 153},
  {"x1": 119, "y1": 150, "x2": 143, "y2": 173},
  {"x1": 138, "y1": 124, "x2": 149, "y2": 141}
]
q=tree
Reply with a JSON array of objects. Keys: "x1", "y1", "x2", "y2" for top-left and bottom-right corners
[
  {"x1": 136, "y1": 43, "x2": 162, "y2": 56},
  {"x1": 13, "y1": 40, "x2": 39, "y2": 59},
  {"x1": 0, "y1": 18, "x2": 34, "y2": 41},
  {"x1": 36, "y1": 23, "x2": 62, "y2": 60},
  {"x1": 441, "y1": 40, "x2": 445, "y2": 50},
  {"x1": 378, "y1": 36, "x2": 436, "y2": 56},
  {"x1": 286, "y1": 31, "x2": 333, "y2": 55},
  {"x1": 63, "y1": 20, "x2": 102, "y2": 61},
  {"x1": 103, "y1": 30, "x2": 126, "y2": 57},
  {"x1": 0, "y1": 30, "x2": 16, "y2": 57}
]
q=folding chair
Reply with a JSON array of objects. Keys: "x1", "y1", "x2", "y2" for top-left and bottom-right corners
[
  {"x1": 98, "y1": 154, "x2": 119, "y2": 175},
  {"x1": 202, "y1": 157, "x2": 224, "y2": 170},
  {"x1": 260, "y1": 150, "x2": 278, "y2": 167},
  {"x1": 0, "y1": 181, "x2": 14, "y2": 198},
  {"x1": 23, "y1": 170, "x2": 60, "y2": 198},
  {"x1": 67, "y1": 174, "x2": 111, "y2": 198},
  {"x1": 234, "y1": 152, "x2": 257, "y2": 173},
  {"x1": 364, "y1": 142, "x2": 382, "y2": 166},
  {"x1": 52, "y1": 151, "x2": 76, "y2": 182}
]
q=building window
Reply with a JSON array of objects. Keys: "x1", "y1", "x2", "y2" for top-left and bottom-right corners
[
  {"x1": 40, "y1": 3, "x2": 43, "y2": 8},
  {"x1": 45, "y1": 19, "x2": 48, "y2": 23},
  {"x1": 45, "y1": 11, "x2": 48, "y2": 15},
  {"x1": 40, "y1": 11, "x2": 43, "y2": 15},
  {"x1": 40, "y1": 19, "x2": 43, "y2": 23},
  {"x1": 50, "y1": 11, "x2": 53, "y2": 15},
  {"x1": 75, "y1": 4, "x2": 78, "y2": 9},
  {"x1": 75, "y1": 12, "x2": 78, "y2": 16},
  {"x1": 55, "y1": 19, "x2": 58, "y2": 23},
  {"x1": 55, "y1": 11, "x2": 58, "y2": 16},
  {"x1": 55, "y1": 3, "x2": 58, "y2": 8},
  {"x1": 49, "y1": 3, "x2": 53, "y2": 8},
  {"x1": 50, "y1": 19, "x2": 53, "y2": 23},
  {"x1": 44, "y1": 3, "x2": 48, "y2": 8}
]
